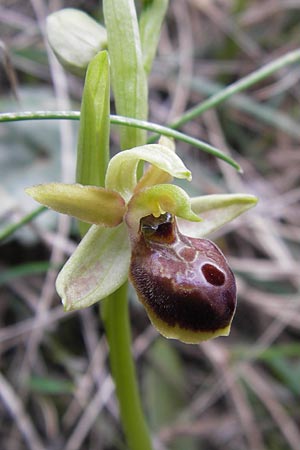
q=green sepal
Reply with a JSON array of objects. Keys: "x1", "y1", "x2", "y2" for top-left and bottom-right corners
[
  {"x1": 46, "y1": 9, "x2": 107, "y2": 76},
  {"x1": 105, "y1": 143, "x2": 192, "y2": 202},
  {"x1": 26, "y1": 183, "x2": 125, "y2": 227},
  {"x1": 56, "y1": 223, "x2": 130, "y2": 311},
  {"x1": 126, "y1": 184, "x2": 201, "y2": 237},
  {"x1": 178, "y1": 193, "x2": 258, "y2": 237}
]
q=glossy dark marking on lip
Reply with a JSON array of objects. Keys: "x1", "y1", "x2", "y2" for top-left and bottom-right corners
[
  {"x1": 201, "y1": 263, "x2": 225, "y2": 286},
  {"x1": 129, "y1": 214, "x2": 237, "y2": 333}
]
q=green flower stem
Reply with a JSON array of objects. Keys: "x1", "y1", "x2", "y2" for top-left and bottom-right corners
[
  {"x1": 102, "y1": 2, "x2": 151, "y2": 447},
  {"x1": 102, "y1": 285, "x2": 152, "y2": 450},
  {"x1": 0, "y1": 112, "x2": 240, "y2": 171}
]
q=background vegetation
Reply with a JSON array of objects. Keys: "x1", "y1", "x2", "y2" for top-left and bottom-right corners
[{"x1": 0, "y1": 1, "x2": 299, "y2": 449}]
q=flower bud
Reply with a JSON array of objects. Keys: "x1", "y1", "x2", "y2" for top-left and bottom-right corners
[
  {"x1": 46, "y1": 9, "x2": 107, "y2": 76},
  {"x1": 129, "y1": 213, "x2": 236, "y2": 343}
]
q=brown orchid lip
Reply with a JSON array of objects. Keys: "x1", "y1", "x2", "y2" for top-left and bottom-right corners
[{"x1": 129, "y1": 213, "x2": 237, "y2": 337}]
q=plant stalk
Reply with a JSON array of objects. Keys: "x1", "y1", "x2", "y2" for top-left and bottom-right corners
[
  {"x1": 102, "y1": 1, "x2": 154, "y2": 447},
  {"x1": 102, "y1": 284, "x2": 152, "y2": 450}
]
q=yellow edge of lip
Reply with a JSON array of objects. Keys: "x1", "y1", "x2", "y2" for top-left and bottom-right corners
[{"x1": 145, "y1": 306, "x2": 232, "y2": 344}]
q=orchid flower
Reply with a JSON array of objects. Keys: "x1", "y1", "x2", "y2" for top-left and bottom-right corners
[{"x1": 26, "y1": 137, "x2": 257, "y2": 343}]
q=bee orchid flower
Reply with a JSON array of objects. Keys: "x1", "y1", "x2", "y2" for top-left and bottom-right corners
[{"x1": 26, "y1": 137, "x2": 257, "y2": 343}]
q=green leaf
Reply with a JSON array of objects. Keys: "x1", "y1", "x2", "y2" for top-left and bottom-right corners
[
  {"x1": 144, "y1": 339, "x2": 197, "y2": 450},
  {"x1": 76, "y1": 51, "x2": 110, "y2": 188},
  {"x1": 139, "y1": 0, "x2": 169, "y2": 74},
  {"x1": 0, "y1": 261, "x2": 52, "y2": 285},
  {"x1": 171, "y1": 49, "x2": 300, "y2": 131},
  {"x1": 262, "y1": 357, "x2": 300, "y2": 397},
  {"x1": 145, "y1": 339, "x2": 184, "y2": 430},
  {"x1": 28, "y1": 376, "x2": 74, "y2": 395},
  {"x1": 76, "y1": 51, "x2": 110, "y2": 234},
  {"x1": 178, "y1": 193, "x2": 258, "y2": 237},
  {"x1": 126, "y1": 184, "x2": 201, "y2": 237},
  {"x1": 103, "y1": 0, "x2": 148, "y2": 149},
  {"x1": 0, "y1": 206, "x2": 46, "y2": 242},
  {"x1": 56, "y1": 223, "x2": 130, "y2": 311},
  {"x1": 105, "y1": 143, "x2": 191, "y2": 201},
  {"x1": 0, "y1": 110, "x2": 241, "y2": 172},
  {"x1": 46, "y1": 8, "x2": 107, "y2": 76},
  {"x1": 26, "y1": 183, "x2": 125, "y2": 227}
]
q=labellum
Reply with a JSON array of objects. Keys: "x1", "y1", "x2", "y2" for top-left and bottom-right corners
[{"x1": 129, "y1": 213, "x2": 237, "y2": 343}]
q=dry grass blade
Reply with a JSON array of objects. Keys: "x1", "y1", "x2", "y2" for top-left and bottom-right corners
[
  {"x1": 0, "y1": 40, "x2": 19, "y2": 100},
  {"x1": 166, "y1": 1, "x2": 194, "y2": 122},
  {"x1": 64, "y1": 326, "x2": 157, "y2": 450},
  {"x1": 202, "y1": 341, "x2": 266, "y2": 450},
  {"x1": 0, "y1": 372, "x2": 45, "y2": 450},
  {"x1": 244, "y1": 366, "x2": 300, "y2": 450}
]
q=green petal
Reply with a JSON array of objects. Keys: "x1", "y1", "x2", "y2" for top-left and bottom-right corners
[
  {"x1": 178, "y1": 193, "x2": 258, "y2": 237},
  {"x1": 126, "y1": 184, "x2": 201, "y2": 237},
  {"x1": 26, "y1": 183, "x2": 125, "y2": 226},
  {"x1": 105, "y1": 143, "x2": 192, "y2": 201},
  {"x1": 56, "y1": 223, "x2": 130, "y2": 311}
]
